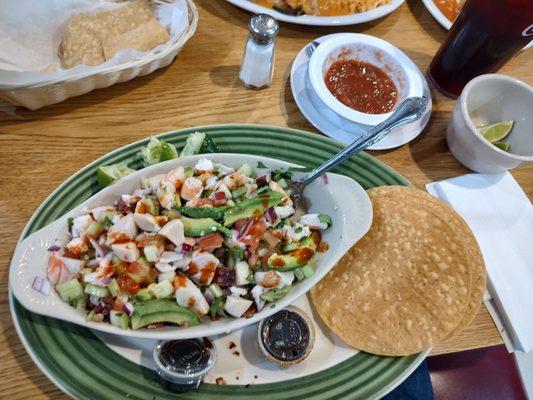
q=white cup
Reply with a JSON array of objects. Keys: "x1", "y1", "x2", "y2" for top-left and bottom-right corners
[{"x1": 447, "y1": 74, "x2": 533, "y2": 174}]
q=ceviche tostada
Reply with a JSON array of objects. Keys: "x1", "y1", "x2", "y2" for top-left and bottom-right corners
[{"x1": 46, "y1": 158, "x2": 332, "y2": 330}]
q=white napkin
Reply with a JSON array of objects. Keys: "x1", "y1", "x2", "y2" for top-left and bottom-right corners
[{"x1": 426, "y1": 172, "x2": 533, "y2": 353}]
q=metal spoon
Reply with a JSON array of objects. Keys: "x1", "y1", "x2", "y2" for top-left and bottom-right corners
[{"x1": 289, "y1": 96, "x2": 429, "y2": 208}]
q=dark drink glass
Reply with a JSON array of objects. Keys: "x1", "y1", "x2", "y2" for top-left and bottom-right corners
[{"x1": 429, "y1": 0, "x2": 533, "y2": 98}]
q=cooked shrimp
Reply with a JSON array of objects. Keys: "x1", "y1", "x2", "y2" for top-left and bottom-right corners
[
  {"x1": 181, "y1": 177, "x2": 203, "y2": 201},
  {"x1": 157, "y1": 180, "x2": 176, "y2": 210}
]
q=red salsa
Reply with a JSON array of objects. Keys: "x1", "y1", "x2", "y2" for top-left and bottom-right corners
[{"x1": 324, "y1": 59, "x2": 398, "y2": 114}]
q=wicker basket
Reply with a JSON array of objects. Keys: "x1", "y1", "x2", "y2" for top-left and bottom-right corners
[{"x1": 0, "y1": 0, "x2": 198, "y2": 110}]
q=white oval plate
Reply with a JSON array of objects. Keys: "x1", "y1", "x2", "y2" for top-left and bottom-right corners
[
  {"x1": 225, "y1": 0, "x2": 404, "y2": 26},
  {"x1": 9, "y1": 153, "x2": 373, "y2": 340},
  {"x1": 291, "y1": 35, "x2": 432, "y2": 150}
]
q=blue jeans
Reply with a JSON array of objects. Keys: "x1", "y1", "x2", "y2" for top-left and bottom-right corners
[{"x1": 382, "y1": 360, "x2": 434, "y2": 400}]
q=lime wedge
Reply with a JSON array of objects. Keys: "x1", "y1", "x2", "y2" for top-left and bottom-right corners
[
  {"x1": 97, "y1": 163, "x2": 135, "y2": 188},
  {"x1": 160, "y1": 142, "x2": 178, "y2": 161},
  {"x1": 141, "y1": 137, "x2": 162, "y2": 166},
  {"x1": 180, "y1": 131, "x2": 206, "y2": 157},
  {"x1": 494, "y1": 141, "x2": 511, "y2": 152},
  {"x1": 140, "y1": 137, "x2": 178, "y2": 166},
  {"x1": 477, "y1": 120, "x2": 514, "y2": 143}
]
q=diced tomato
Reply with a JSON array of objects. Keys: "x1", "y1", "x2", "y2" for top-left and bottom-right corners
[
  {"x1": 114, "y1": 261, "x2": 128, "y2": 275},
  {"x1": 149, "y1": 267, "x2": 159, "y2": 282},
  {"x1": 242, "y1": 303, "x2": 257, "y2": 318},
  {"x1": 234, "y1": 219, "x2": 250, "y2": 232},
  {"x1": 240, "y1": 219, "x2": 266, "y2": 250},
  {"x1": 112, "y1": 298, "x2": 125, "y2": 311},
  {"x1": 117, "y1": 274, "x2": 140, "y2": 294},
  {"x1": 263, "y1": 229, "x2": 281, "y2": 248},
  {"x1": 126, "y1": 262, "x2": 151, "y2": 284},
  {"x1": 197, "y1": 232, "x2": 224, "y2": 252}
]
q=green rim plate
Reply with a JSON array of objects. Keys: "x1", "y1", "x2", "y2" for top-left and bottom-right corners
[{"x1": 10, "y1": 125, "x2": 425, "y2": 400}]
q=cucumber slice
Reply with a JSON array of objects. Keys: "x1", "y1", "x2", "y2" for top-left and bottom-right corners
[
  {"x1": 294, "y1": 268, "x2": 305, "y2": 281},
  {"x1": 300, "y1": 264, "x2": 314, "y2": 278},
  {"x1": 150, "y1": 280, "x2": 174, "y2": 299},
  {"x1": 110, "y1": 311, "x2": 130, "y2": 329},
  {"x1": 144, "y1": 196, "x2": 159, "y2": 215},
  {"x1": 86, "y1": 309, "x2": 96, "y2": 321},
  {"x1": 57, "y1": 279, "x2": 83, "y2": 303},
  {"x1": 237, "y1": 163, "x2": 253, "y2": 177},
  {"x1": 86, "y1": 221, "x2": 104, "y2": 238},
  {"x1": 158, "y1": 270, "x2": 176, "y2": 283},
  {"x1": 84, "y1": 284, "x2": 110, "y2": 298},
  {"x1": 276, "y1": 178, "x2": 288, "y2": 189},
  {"x1": 108, "y1": 279, "x2": 121, "y2": 297},
  {"x1": 180, "y1": 132, "x2": 206, "y2": 157},
  {"x1": 231, "y1": 187, "x2": 247, "y2": 198},
  {"x1": 209, "y1": 283, "x2": 223, "y2": 298}
]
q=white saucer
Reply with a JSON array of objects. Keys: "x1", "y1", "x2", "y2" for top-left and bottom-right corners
[{"x1": 290, "y1": 35, "x2": 433, "y2": 150}]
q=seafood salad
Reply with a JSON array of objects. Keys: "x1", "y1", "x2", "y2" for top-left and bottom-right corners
[{"x1": 46, "y1": 159, "x2": 332, "y2": 330}]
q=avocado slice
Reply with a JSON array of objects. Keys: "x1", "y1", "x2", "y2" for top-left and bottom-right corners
[
  {"x1": 177, "y1": 206, "x2": 227, "y2": 221},
  {"x1": 223, "y1": 191, "x2": 284, "y2": 226},
  {"x1": 268, "y1": 239, "x2": 316, "y2": 271},
  {"x1": 130, "y1": 299, "x2": 200, "y2": 329},
  {"x1": 181, "y1": 216, "x2": 231, "y2": 238}
]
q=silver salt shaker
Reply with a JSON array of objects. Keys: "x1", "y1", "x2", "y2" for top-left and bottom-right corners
[{"x1": 239, "y1": 14, "x2": 279, "y2": 89}]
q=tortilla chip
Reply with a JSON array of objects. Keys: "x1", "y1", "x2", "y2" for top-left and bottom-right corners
[
  {"x1": 103, "y1": 17, "x2": 169, "y2": 60},
  {"x1": 59, "y1": 0, "x2": 155, "y2": 69},
  {"x1": 310, "y1": 186, "x2": 486, "y2": 356}
]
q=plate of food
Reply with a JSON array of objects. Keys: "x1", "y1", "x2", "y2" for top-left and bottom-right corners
[
  {"x1": 224, "y1": 0, "x2": 405, "y2": 26},
  {"x1": 9, "y1": 125, "x2": 486, "y2": 399},
  {"x1": 10, "y1": 150, "x2": 372, "y2": 339},
  {"x1": 420, "y1": 0, "x2": 462, "y2": 29}
]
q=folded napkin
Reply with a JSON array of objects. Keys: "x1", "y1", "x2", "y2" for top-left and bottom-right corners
[{"x1": 426, "y1": 172, "x2": 533, "y2": 353}]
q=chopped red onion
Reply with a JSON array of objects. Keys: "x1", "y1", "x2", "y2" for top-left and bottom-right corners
[
  {"x1": 203, "y1": 289, "x2": 215, "y2": 305},
  {"x1": 47, "y1": 244, "x2": 61, "y2": 252},
  {"x1": 264, "y1": 207, "x2": 277, "y2": 224},
  {"x1": 213, "y1": 267, "x2": 236, "y2": 287},
  {"x1": 181, "y1": 243, "x2": 193, "y2": 253},
  {"x1": 322, "y1": 173, "x2": 329, "y2": 184},
  {"x1": 89, "y1": 237, "x2": 106, "y2": 258},
  {"x1": 237, "y1": 219, "x2": 254, "y2": 239},
  {"x1": 122, "y1": 302, "x2": 134, "y2": 316},
  {"x1": 256, "y1": 174, "x2": 271, "y2": 187},
  {"x1": 214, "y1": 191, "x2": 226, "y2": 201},
  {"x1": 100, "y1": 276, "x2": 112, "y2": 285}
]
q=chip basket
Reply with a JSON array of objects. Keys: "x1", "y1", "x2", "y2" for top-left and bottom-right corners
[{"x1": 0, "y1": 0, "x2": 198, "y2": 110}]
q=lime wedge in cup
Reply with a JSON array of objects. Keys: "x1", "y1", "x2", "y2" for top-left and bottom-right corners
[
  {"x1": 477, "y1": 120, "x2": 514, "y2": 143},
  {"x1": 494, "y1": 141, "x2": 511, "y2": 152},
  {"x1": 97, "y1": 163, "x2": 135, "y2": 188}
]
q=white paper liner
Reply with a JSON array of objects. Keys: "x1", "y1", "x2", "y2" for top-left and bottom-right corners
[{"x1": 0, "y1": 0, "x2": 188, "y2": 88}]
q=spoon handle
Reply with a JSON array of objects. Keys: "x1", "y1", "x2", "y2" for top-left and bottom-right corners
[{"x1": 295, "y1": 97, "x2": 429, "y2": 186}]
